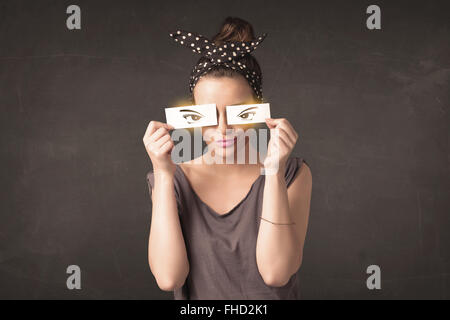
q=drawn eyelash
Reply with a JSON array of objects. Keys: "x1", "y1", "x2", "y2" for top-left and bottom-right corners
[
  {"x1": 182, "y1": 113, "x2": 204, "y2": 123},
  {"x1": 179, "y1": 108, "x2": 205, "y2": 124},
  {"x1": 237, "y1": 111, "x2": 256, "y2": 120},
  {"x1": 236, "y1": 107, "x2": 258, "y2": 121}
]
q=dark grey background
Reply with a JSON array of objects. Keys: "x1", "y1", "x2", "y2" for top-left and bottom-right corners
[{"x1": 0, "y1": 0, "x2": 449, "y2": 299}]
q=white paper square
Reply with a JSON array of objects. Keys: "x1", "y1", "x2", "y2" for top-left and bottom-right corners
[
  {"x1": 165, "y1": 104, "x2": 217, "y2": 129},
  {"x1": 226, "y1": 103, "x2": 271, "y2": 125}
]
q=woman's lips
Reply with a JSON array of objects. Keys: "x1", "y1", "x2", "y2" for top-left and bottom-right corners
[{"x1": 216, "y1": 137, "x2": 237, "y2": 148}]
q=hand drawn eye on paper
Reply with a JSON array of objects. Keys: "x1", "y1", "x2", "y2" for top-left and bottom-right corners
[
  {"x1": 179, "y1": 109, "x2": 205, "y2": 124},
  {"x1": 165, "y1": 104, "x2": 217, "y2": 128},
  {"x1": 226, "y1": 103, "x2": 271, "y2": 125}
]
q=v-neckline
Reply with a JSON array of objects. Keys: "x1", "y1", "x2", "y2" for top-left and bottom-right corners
[{"x1": 176, "y1": 164, "x2": 264, "y2": 217}]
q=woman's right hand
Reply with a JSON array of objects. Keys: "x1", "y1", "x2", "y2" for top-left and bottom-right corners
[{"x1": 143, "y1": 120, "x2": 176, "y2": 175}]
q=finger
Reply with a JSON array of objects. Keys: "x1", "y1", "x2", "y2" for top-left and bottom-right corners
[
  {"x1": 265, "y1": 118, "x2": 277, "y2": 129},
  {"x1": 278, "y1": 134, "x2": 291, "y2": 150},
  {"x1": 160, "y1": 139, "x2": 174, "y2": 154},
  {"x1": 272, "y1": 118, "x2": 297, "y2": 137},
  {"x1": 271, "y1": 128, "x2": 292, "y2": 148},
  {"x1": 144, "y1": 121, "x2": 173, "y2": 140},
  {"x1": 166, "y1": 123, "x2": 175, "y2": 130},
  {"x1": 144, "y1": 121, "x2": 159, "y2": 139},
  {"x1": 281, "y1": 117, "x2": 295, "y2": 130},
  {"x1": 144, "y1": 127, "x2": 166, "y2": 148},
  {"x1": 144, "y1": 131, "x2": 170, "y2": 150},
  {"x1": 154, "y1": 133, "x2": 171, "y2": 148},
  {"x1": 267, "y1": 118, "x2": 298, "y2": 139},
  {"x1": 277, "y1": 126, "x2": 297, "y2": 146},
  {"x1": 150, "y1": 127, "x2": 169, "y2": 143},
  {"x1": 265, "y1": 118, "x2": 284, "y2": 126},
  {"x1": 279, "y1": 123, "x2": 298, "y2": 141},
  {"x1": 270, "y1": 127, "x2": 291, "y2": 145}
]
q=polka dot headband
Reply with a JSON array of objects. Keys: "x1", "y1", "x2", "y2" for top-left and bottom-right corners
[{"x1": 169, "y1": 29, "x2": 267, "y2": 101}]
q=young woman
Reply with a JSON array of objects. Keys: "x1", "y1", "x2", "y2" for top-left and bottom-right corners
[{"x1": 143, "y1": 17, "x2": 312, "y2": 300}]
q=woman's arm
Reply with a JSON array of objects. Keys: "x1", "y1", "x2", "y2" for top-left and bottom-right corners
[
  {"x1": 143, "y1": 121, "x2": 189, "y2": 291},
  {"x1": 256, "y1": 163, "x2": 312, "y2": 287},
  {"x1": 256, "y1": 118, "x2": 312, "y2": 287},
  {"x1": 148, "y1": 171, "x2": 189, "y2": 291}
]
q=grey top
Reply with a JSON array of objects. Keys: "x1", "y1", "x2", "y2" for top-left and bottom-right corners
[{"x1": 146, "y1": 157, "x2": 306, "y2": 300}]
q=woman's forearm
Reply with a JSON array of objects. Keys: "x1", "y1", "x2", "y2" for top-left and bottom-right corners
[
  {"x1": 256, "y1": 169, "x2": 301, "y2": 287},
  {"x1": 148, "y1": 171, "x2": 189, "y2": 291}
]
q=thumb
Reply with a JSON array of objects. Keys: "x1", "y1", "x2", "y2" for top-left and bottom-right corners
[
  {"x1": 165, "y1": 123, "x2": 175, "y2": 130},
  {"x1": 265, "y1": 118, "x2": 276, "y2": 129}
]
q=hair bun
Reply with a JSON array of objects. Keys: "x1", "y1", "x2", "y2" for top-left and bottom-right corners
[{"x1": 212, "y1": 17, "x2": 256, "y2": 45}]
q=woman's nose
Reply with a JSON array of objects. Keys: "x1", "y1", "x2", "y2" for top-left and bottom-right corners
[{"x1": 217, "y1": 112, "x2": 231, "y2": 136}]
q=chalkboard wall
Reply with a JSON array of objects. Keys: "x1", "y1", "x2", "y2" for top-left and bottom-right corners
[{"x1": 0, "y1": 0, "x2": 449, "y2": 299}]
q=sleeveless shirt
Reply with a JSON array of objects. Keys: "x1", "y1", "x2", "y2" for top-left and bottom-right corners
[{"x1": 146, "y1": 157, "x2": 307, "y2": 300}]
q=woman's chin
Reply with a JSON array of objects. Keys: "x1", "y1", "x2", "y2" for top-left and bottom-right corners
[
  {"x1": 215, "y1": 146, "x2": 235, "y2": 159},
  {"x1": 210, "y1": 144, "x2": 248, "y2": 163}
]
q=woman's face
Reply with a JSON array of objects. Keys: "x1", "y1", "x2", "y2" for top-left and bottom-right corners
[{"x1": 193, "y1": 75, "x2": 257, "y2": 161}]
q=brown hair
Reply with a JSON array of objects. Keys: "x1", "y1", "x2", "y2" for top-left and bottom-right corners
[{"x1": 192, "y1": 17, "x2": 263, "y2": 103}]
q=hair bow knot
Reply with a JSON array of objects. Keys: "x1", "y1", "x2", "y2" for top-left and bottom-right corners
[{"x1": 169, "y1": 29, "x2": 267, "y2": 101}]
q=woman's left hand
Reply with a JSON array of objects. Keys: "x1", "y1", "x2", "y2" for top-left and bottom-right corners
[{"x1": 264, "y1": 118, "x2": 299, "y2": 174}]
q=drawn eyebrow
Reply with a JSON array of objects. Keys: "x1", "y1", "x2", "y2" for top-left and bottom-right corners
[
  {"x1": 179, "y1": 109, "x2": 204, "y2": 116},
  {"x1": 237, "y1": 106, "x2": 258, "y2": 116}
]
